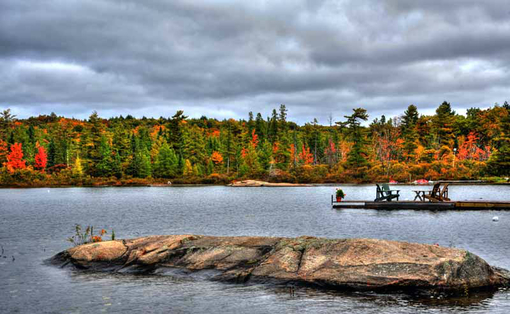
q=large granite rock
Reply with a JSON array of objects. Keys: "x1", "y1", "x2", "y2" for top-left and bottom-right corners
[
  {"x1": 51, "y1": 235, "x2": 510, "y2": 294},
  {"x1": 230, "y1": 180, "x2": 310, "y2": 187}
]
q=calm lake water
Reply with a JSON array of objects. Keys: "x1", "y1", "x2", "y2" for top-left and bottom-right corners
[{"x1": 1, "y1": 185, "x2": 510, "y2": 313}]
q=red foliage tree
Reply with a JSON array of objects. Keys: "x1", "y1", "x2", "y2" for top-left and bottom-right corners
[
  {"x1": 289, "y1": 143, "x2": 296, "y2": 166},
  {"x1": 250, "y1": 129, "x2": 259, "y2": 148},
  {"x1": 34, "y1": 145, "x2": 48, "y2": 171},
  {"x1": 5, "y1": 143, "x2": 26, "y2": 172},
  {"x1": 299, "y1": 144, "x2": 314, "y2": 165}
]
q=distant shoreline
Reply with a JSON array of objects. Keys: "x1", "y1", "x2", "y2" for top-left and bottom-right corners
[{"x1": 1, "y1": 180, "x2": 509, "y2": 189}]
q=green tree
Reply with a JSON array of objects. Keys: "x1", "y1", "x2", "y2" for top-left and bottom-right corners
[
  {"x1": 486, "y1": 107, "x2": 510, "y2": 176},
  {"x1": 154, "y1": 142, "x2": 178, "y2": 178},
  {"x1": 432, "y1": 101, "x2": 456, "y2": 148},
  {"x1": 96, "y1": 136, "x2": 114, "y2": 177},
  {"x1": 339, "y1": 108, "x2": 370, "y2": 180},
  {"x1": 137, "y1": 148, "x2": 152, "y2": 178},
  {"x1": 401, "y1": 105, "x2": 419, "y2": 160}
]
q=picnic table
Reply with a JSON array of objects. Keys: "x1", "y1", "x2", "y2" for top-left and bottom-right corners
[
  {"x1": 413, "y1": 190, "x2": 428, "y2": 201},
  {"x1": 413, "y1": 183, "x2": 450, "y2": 202}
]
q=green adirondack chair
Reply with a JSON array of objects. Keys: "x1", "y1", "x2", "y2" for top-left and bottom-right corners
[{"x1": 375, "y1": 183, "x2": 400, "y2": 202}]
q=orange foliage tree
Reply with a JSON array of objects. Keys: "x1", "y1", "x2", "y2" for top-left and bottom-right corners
[
  {"x1": 250, "y1": 129, "x2": 259, "y2": 148},
  {"x1": 211, "y1": 151, "x2": 223, "y2": 164},
  {"x1": 5, "y1": 143, "x2": 26, "y2": 171}
]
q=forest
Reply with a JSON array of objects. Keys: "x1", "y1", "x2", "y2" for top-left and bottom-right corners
[{"x1": 0, "y1": 101, "x2": 509, "y2": 187}]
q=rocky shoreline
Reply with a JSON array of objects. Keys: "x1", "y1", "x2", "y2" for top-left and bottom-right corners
[
  {"x1": 230, "y1": 180, "x2": 311, "y2": 187},
  {"x1": 50, "y1": 235, "x2": 510, "y2": 295}
]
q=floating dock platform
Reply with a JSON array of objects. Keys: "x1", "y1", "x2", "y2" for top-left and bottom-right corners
[{"x1": 331, "y1": 199, "x2": 510, "y2": 210}]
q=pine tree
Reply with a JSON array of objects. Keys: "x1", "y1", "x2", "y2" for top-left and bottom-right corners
[
  {"x1": 182, "y1": 125, "x2": 206, "y2": 165},
  {"x1": 168, "y1": 110, "x2": 187, "y2": 154},
  {"x1": 206, "y1": 159, "x2": 214, "y2": 175},
  {"x1": 340, "y1": 108, "x2": 370, "y2": 180},
  {"x1": 433, "y1": 101, "x2": 456, "y2": 148},
  {"x1": 137, "y1": 148, "x2": 152, "y2": 178},
  {"x1": 154, "y1": 142, "x2": 178, "y2": 178},
  {"x1": 87, "y1": 111, "x2": 104, "y2": 173},
  {"x1": 112, "y1": 151, "x2": 122, "y2": 179},
  {"x1": 240, "y1": 144, "x2": 262, "y2": 176},
  {"x1": 96, "y1": 136, "x2": 113, "y2": 177},
  {"x1": 486, "y1": 107, "x2": 510, "y2": 176},
  {"x1": 268, "y1": 109, "x2": 279, "y2": 144},
  {"x1": 401, "y1": 105, "x2": 419, "y2": 161},
  {"x1": 254, "y1": 112, "x2": 266, "y2": 139}
]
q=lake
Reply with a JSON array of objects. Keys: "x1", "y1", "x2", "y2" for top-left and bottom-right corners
[{"x1": 1, "y1": 185, "x2": 509, "y2": 313}]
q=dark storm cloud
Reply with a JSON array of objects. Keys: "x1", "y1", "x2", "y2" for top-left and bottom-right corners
[{"x1": 1, "y1": 0, "x2": 510, "y2": 123}]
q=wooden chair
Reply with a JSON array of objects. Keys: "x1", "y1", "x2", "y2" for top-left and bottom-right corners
[
  {"x1": 423, "y1": 182, "x2": 450, "y2": 202},
  {"x1": 374, "y1": 183, "x2": 400, "y2": 202}
]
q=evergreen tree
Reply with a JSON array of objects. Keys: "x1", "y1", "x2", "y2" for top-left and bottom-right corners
[
  {"x1": 206, "y1": 159, "x2": 214, "y2": 175},
  {"x1": 486, "y1": 106, "x2": 510, "y2": 176},
  {"x1": 87, "y1": 111, "x2": 104, "y2": 174},
  {"x1": 247, "y1": 112, "x2": 255, "y2": 133},
  {"x1": 47, "y1": 140, "x2": 57, "y2": 168},
  {"x1": 258, "y1": 140, "x2": 273, "y2": 170},
  {"x1": 168, "y1": 110, "x2": 187, "y2": 155},
  {"x1": 433, "y1": 101, "x2": 456, "y2": 148},
  {"x1": 255, "y1": 113, "x2": 265, "y2": 139},
  {"x1": 137, "y1": 148, "x2": 152, "y2": 178},
  {"x1": 340, "y1": 108, "x2": 370, "y2": 180},
  {"x1": 268, "y1": 109, "x2": 279, "y2": 144},
  {"x1": 96, "y1": 136, "x2": 113, "y2": 177},
  {"x1": 112, "y1": 151, "x2": 122, "y2": 179},
  {"x1": 401, "y1": 105, "x2": 419, "y2": 160},
  {"x1": 239, "y1": 144, "x2": 262, "y2": 177},
  {"x1": 154, "y1": 142, "x2": 178, "y2": 178},
  {"x1": 182, "y1": 125, "x2": 206, "y2": 165}
]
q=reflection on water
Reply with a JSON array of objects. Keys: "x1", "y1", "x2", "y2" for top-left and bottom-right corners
[{"x1": 1, "y1": 185, "x2": 510, "y2": 313}]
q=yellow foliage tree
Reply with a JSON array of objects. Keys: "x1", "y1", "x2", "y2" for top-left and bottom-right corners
[
  {"x1": 182, "y1": 159, "x2": 193, "y2": 176},
  {"x1": 73, "y1": 156, "x2": 83, "y2": 176}
]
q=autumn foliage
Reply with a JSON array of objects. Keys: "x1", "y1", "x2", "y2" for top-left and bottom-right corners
[
  {"x1": 1, "y1": 102, "x2": 510, "y2": 186},
  {"x1": 211, "y1": 151, "x2": 223, "y2": 164},
  {"x1": 5, "y1": 143, "x2": 26, "y2": 172},
  {"x1": 34, "y1": 145, "x2": 48, "y2": 170}
]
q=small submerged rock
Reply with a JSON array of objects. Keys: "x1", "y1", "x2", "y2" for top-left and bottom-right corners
[{"x1": 50, "y1": 235, "x2": 510, "y2": 295}]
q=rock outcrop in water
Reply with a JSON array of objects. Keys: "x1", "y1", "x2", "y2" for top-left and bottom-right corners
[
  {"x1": 51, "y1": 235, "x2": 510, "y2": 294},
  {"x1": 230, "y1": 180, "x2": 310, "y2": 187}
]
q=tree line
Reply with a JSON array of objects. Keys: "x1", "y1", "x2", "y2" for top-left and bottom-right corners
[{"x1": 0, "y1": 101, "x2": 509, "y2": 186}]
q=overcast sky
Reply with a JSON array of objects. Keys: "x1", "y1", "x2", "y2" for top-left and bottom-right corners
[{"x1": 1, "y1": 0, "x2": 510, "y2": 124}]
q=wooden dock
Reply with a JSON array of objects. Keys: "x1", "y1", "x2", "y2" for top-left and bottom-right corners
[{"x1": 331, "y1": 199, "x2": 510, "y2": 210}]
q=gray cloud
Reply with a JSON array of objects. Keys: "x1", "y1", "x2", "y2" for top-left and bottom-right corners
[{"x1": 1, "y1": 0, "x2": 510, "y2": 124}]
